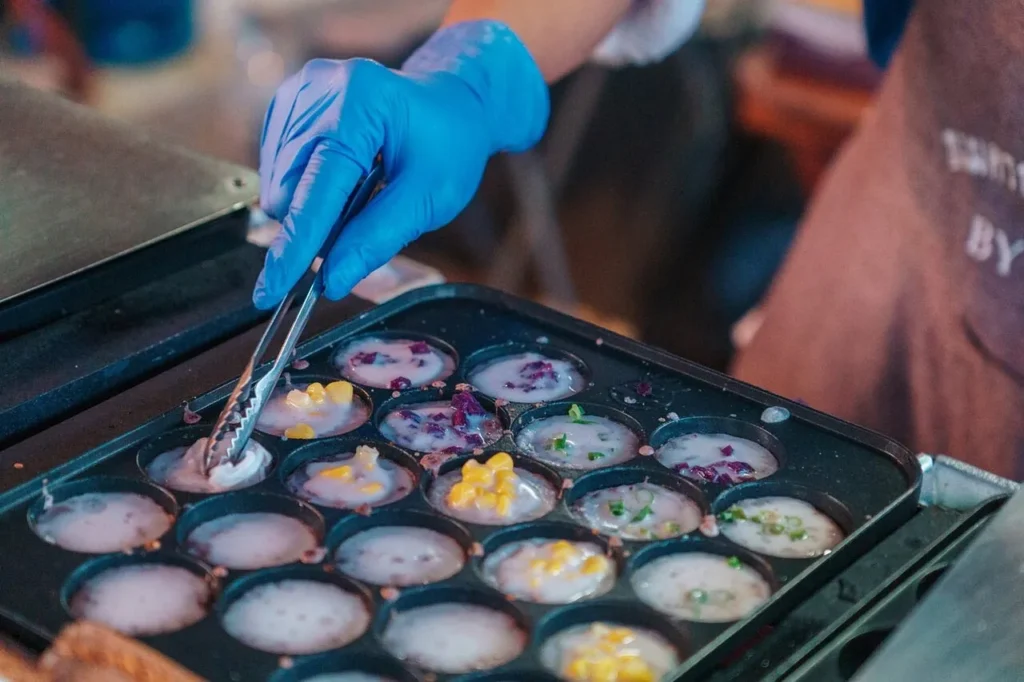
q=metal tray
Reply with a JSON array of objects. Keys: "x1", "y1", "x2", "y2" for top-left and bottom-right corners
[
  {"x1": 775, "y1": 494, "x2": 1008, "y2": 681},
  {"x1": 0, "y1": 284, "x2": 921, "y2": 681}
]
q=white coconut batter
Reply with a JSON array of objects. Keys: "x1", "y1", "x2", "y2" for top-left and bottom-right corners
[
  {"x1": 572, "y1": 482, "x2": 702, "y2": 541},
  {"x1": 257, "y1": 381, "x2": 369, "y2": 440},
  {"x1": 34, "y1": 492, "x2": 172, "y2": 554},
  {"x1": 718, "y1": 496, "x2": 844, "y2": 558},
  {"x1": 286, "y1": 445, "x2": 416, "y2": 510},
  {"x1": 183, "y1": 512, "x2": 319, "y2": 570},
  {"x1": 539, "y1": 622, "x2": 679, "y2": 681},
  {"x1": 428, "y1": 454, "x2": 557, "y2": 526},
  {"x1": 378, "y1": 395, "x2": 503, "y2": 454},
  {"x1": 334, "y1": 525, "x2": 465, "y2": 586},
  {"x1": 334, "y1": 337, "x2": 455, "y2": 389},
  {"x1": 469, "y1": 351, "x2": 584, "y2": 402},
  {"x1": 481, "y1": 538, "x2": 615, "y2": 604},
  {"x1": 69, "y1": 564, "x2": 210, "y2": 636},
  {"x1": 655, "y1": 433, "x2": 778, "y2": 485},
  {"x1": 222, "y1": 579, "x2": 370, "y2": 654},
  {"x1": 381, "y1": 603, "x2": 526, "y2": 673},
  {"x1": 632, "y1": 552, "x2": 772, "y2": 622},
  {"x1": 516, "y1": 407, "x2": 638, "y2": 470},
  {"x1": 146, "y1": 438, "x2": 271, "y2": 494}
]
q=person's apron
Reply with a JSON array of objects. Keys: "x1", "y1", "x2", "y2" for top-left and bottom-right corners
[{"x1": 731, "y1": 0, "x2": 1024, "y2": 478}]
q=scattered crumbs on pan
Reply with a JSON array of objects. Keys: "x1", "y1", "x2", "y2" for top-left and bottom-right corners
[
  {"x1": 13, "y1": 462, "x2": 23, "y2": 469},
  {"x1": 355, "y1": 504, "x2": 373, "y2": 516},
  {"x1": 144, "y1": 540, "x2": 162, "y2": 551},
  {"x1": 431, "y1": 380, "x2": 447, "y2": 389},
  {"x1": 291, "y1": 358, "x2": 310, "y2": 370},
  {"x1": 561, "y1": 479, "x2": 574, "y2": 490},
  {"x1": 381, "y1": 587, "x2": 400, "y2": 601},
  {"x1": 212, "y1": 566, "x2": 229, "y2": 578},
  {"x1": 495, "y1": 398, "x2": 509, "y2": 407},
  {"x1": 761, "y1": 406, "x2": 791, "y2": 423},
  {"x1": 278, "y1": 656, "x2": 294, "y2": 669},
  {"x1": 182, "y1": 403, "x2": 202, "y2": 425},
  {"x1": 471, "y1": 542, "x2": 485, "y2": 557},
  {"x1": 635, "y1": 381, "x2": 653, "y2": 397},
  {"x1": 607, "y1": 536, "x2": 623, "y2": 548},
  {"x1": 392, "y1": 391, "x2": 402, "y2": 398},
  {"x1": 623, "y1": 396, "x2": 637, "y2": 405},
  {"x1": 300, "y1": 547, "x2": 327, "y2": 564},
  {"x1": 666, "y1": 412, "x2": 680, "y2": 421},
  {"x1": 536, "y1": 336, "x2": 549, "y2": 343},
  {"x1": 699, "y1": 515, "x2": 720, "y2": 537},
  {"x1": 455, "y1": 383, "x2": 473, "y2": 392},
  {"x1": 596, "y1": 338, "x2": 604, "y2": 346},
  {"x1": 638, "y1": 445, "x2": 654, "y2": 457}
]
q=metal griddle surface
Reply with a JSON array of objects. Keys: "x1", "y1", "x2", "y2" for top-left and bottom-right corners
[{"x1": 0, "y1": 78, "x2": 258, "y2": 306}]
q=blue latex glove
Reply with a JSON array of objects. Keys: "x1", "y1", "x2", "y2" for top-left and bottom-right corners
[{"x1": 254, "y1": 20, "x2": 550, "y2": 309}]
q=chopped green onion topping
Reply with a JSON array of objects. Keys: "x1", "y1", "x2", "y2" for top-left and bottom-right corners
[
  {"x1": 568, "y1": 404, "x2": 584, "y2": 421},
  {"x1": 609, "y1": 500, "x2": 625, "y2": 517},
  {"x1": 631, "y1": 505, "x2": 653, "y2": 523},
  {"x1": 587, "y1": 451, "x2": 605, "y2": 461},
  {"x1": 767, "y1": 522, "x2": 785, "y2": 535},
  {"x1": 687, "y1": 588, "x2": 709, "y2": 604},
  {"x1": 785, "y1": 515, "x2": 804, "y2": 529},
  {"x1": 726, "y1": 556, "x2": 742, "y2": 569},
  {"x1": 788, "y1": 529, "x2": 809, "y2": 541},
  {"x1": 719, "y1": 506, "x2": 747, "y2": 523},
  {"x1": 663, "y1": 522, "x2": 682, "y2": 535},
  {"x1": 552, "y1": 433, "x2": 568, "y2": 451}
]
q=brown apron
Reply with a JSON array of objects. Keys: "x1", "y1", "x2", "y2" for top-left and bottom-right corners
[{"x1": 732, "y1": 0, "x2": 1024, "y2": 479}]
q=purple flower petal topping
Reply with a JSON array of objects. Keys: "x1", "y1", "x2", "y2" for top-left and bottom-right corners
[
  {"x1": 409, "y1": 341, "x2": 431, "y2": 355},
  {"x1": 464, "y1": 433, "x2": 485, "y2": 447},
  {"x1": 442, "y1": 446, "x2": 462, "y2": 454},
  {"x1": 390, "y1": 376, "x2": 412, "y2": 391},
  {"x1": 398, "y1": 409, "x2": 422, "y2": 423},
  {"x1": 451, "y1": 392, "x2": 486, "y2": 416},
  {"x1": 350, "y1": 351, "x2": 378, "y2": 366},
  {"x1": 635, "y1": 381, "x2": 653, "y2": 397},
  {"x1": 720, "y1": 444, "x2": 734, "y2": 457},
  {"x1": 425, "y1": 422, "x2": 447, "y2": 437}
]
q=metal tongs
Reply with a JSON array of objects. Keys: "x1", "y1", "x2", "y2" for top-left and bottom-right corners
[{"x1": 200, "y1": 160, "x2": 386, "y2": 474}]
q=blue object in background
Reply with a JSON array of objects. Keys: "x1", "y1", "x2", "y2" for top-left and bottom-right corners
[{"x1": 54, "y1": 0, "x2": 194, "y2": 65}]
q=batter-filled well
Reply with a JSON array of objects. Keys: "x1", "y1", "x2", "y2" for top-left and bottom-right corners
[
  {"x1": 718, "y1": 496, "x2": 845, "y2": 558},
  {"x1": 516, "y1": 404, "x2": 638, "y2": 470},
  {"x1": 222, "y1": 579, "x2": 370, "y2": 655},
  {"x1": 481, "y1": 538, "x2": 614, "y2": 604},
  {"x1": 469, "y1": 351, "x2": 584, "y2": 403},
  {"x1": 428, "y1": 453, "x2": 557, "y2": 525},
  {"x1": 539, "y1": 622, "x2": 680, "y2": 682},
  {"x1": 378, "y1": 393, "x2": 503, "y2": 454},
  {"x1": 183, "y1": 512, "x2": 319, "y2": 570},
  {"x1": 286, "y1": 445, "x2": 416, "y2": 510},
  {"x1": 334, "y1": 525, "x2": 466, "y2": 586},
  {"x1": 145, "y1": 438, "x2": 271, "y2": 494},
  {"x1": 68, "y1": 564, "x2": 211, "y2": 636},
  {"x1": 571, "y1": 482, "x2": 702, "y2": 541},
  {"x1": 334, "y1": 337, "x2": 456, "y2": 390},
  {"x1": 257, "y1": 381, "x2": 369, "y2": 440},
  {"x1": 631, "y1": 552, "x2": 772, "y2": 622},
  {"x1": 655, "y1": 433, "x2": 778, "y2": 485},
  {"x1": 34, "y1": 492, "x2": 172, "y2": 554},
  {"x1": 381, "y1": 602, "x2": 526, "y2": 673}
]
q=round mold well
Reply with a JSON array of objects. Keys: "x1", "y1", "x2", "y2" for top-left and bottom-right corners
[
  {"x1": 176, "y1": 492, "x2": 325, "y2": 570},
  {"x1": 510, "y1": 401, "x2": 645, "y2": 472},
  {"x1": 627, "y1": 536, "x2": 780, "y2": 622},
  {"x1": 331, "y1": 330, "x2": 460, "y2": 390},
  {"x1": 61, "y1": 551, "x2": 218, "y2": 636},
  {"x1": 374, "y1": 389, "x2": 510, "y2": 454},
  {"x1": 254, "y1": 373, "x2": 373, "y2": 439},
  {"x1": 458, "y1": 673, "x2": 562, "y2": 682},
  {"x1": 216, "y1": 563, "x2": 375, "y2": 655},
  {"x1": 268, "y1": 650, "x2": 422, "y2": 682},
  {"x1": 425, "y1": 451, "x2": 563, "y2": 527},
  {"x1": 28, "y1": 475, "x2": 178, "y2": 554},
  {"x1": 136, "y1": 424, "x2": 277, "y2": 494},
  {"x1": 325, "y1": 508, "x2": 474, "y2": 587},
  {"x1": 373, "y1": 584, "x2": 531, "y2": 675},
  {"x1": 475, "y1": 520, "x2": 622, "y2": 604},
  {"x1": 836, "y1": 628, "x2": 893, "y2": 680},
  {"x1": 711, "y1": 481, "x2": 856, "y2": 560},
  {"x1": 915, "y1": 563, "x2": 949, "y2": 601},
  {"x1": 462, "y1": 342, "x2": 591, "y2": 403},
  {"x1": 563, "y1": 466, "x2": 710, "y2": 541},
  {"x1": 279, "y1": 437, "x2": 422, "y2": 511},
  {"x1": 649, "y1": 416, "x2": 786, "y2": 485},
  {"x1": 533, "y1": 600, "x2": 691, "y2": 677}
]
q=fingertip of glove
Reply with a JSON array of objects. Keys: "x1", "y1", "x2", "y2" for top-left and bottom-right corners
[{"x1": 252, "y1": 270, "x2": 280, "y2": 310}]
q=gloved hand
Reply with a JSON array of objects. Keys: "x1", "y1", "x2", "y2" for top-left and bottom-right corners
[{"x1": 253, "y1": 20, "x2": 550, "y2": 309}]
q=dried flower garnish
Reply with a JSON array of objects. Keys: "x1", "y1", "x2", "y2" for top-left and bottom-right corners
[
  {"x1": 409, "y1": 341, "x2": 431, "y2": 355},
  {"x1": 380, "y1": 587, "x2": 401, "y2": 601}
]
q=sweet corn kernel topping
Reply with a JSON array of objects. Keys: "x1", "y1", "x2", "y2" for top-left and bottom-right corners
[
  {"x1": 359, "y1": 482, "x2": 385, "y2": 494},
  {"x1": 563, "y1": 625, "x2": 655, "y2": 682},
  {"x1": 445, "y1": 452, "x2": 520, "y2": 515},
  {"x1": 318, "y1": 465, "x2": 354, "y2": 481},
  {"x1": 326, "y1": 381, "x2": 354, "y2": 404},
  {"x1": 306, "y1": 382, "x2": 327, "y2": 403},
  {"x1": 285, "y1": 389, "x2": 313, "y2": 410},
  {"x1": 284, "y1": 423, "x2": 316, "y2": 439},
  {"x1": 354, "y1": 445, "x2": 379, "y2": 470}
]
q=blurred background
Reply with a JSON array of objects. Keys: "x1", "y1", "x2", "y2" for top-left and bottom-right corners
[{"x1": 0, "y1": 0, "x2": 878, "y2": 373}]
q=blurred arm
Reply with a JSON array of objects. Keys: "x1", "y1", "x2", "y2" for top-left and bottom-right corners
[{"x1": 443, "y1": 0, "x2": 633, "y2": 82}]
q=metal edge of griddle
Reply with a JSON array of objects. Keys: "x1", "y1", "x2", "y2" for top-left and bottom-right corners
[
  {"x1": 849, "y1": 484, "x2": 1024, "y2": 681},
  {"x1": 764, "y1": 493, "x2": 1011, "y2": 681}
]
